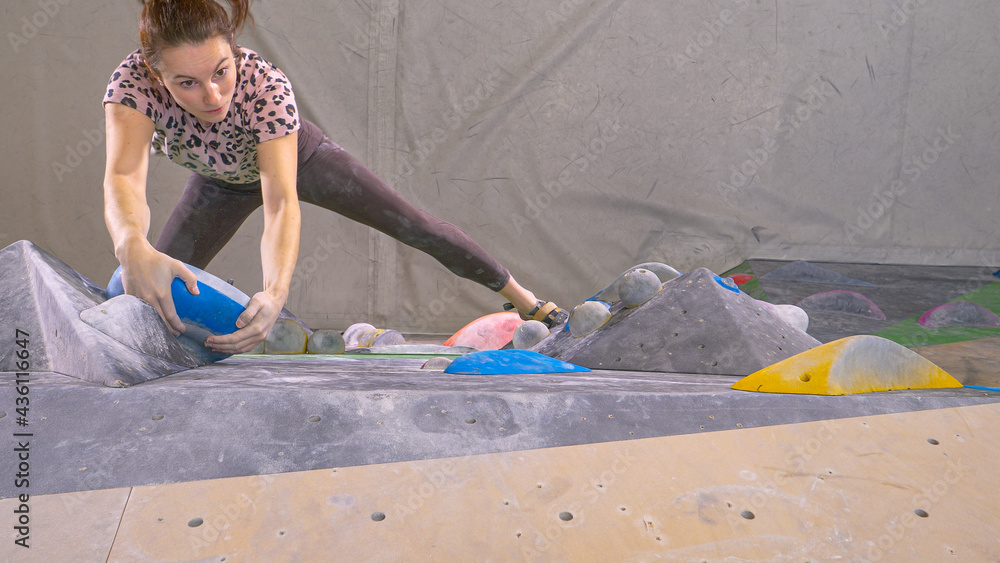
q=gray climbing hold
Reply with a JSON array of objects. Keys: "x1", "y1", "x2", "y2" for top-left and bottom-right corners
[
  {"x1": 343, "y1": 322, "x2": 377, "y2": 347},
  {"x1": 770, "y1": 303, "x2": 810, "y2": 332},
  {"x1": 307, "y1": 329, "x2": 346, "y2": 354},
  {"x1": 592, "y1": 262, "x2": 682, "y2": 302},
  {"x1": 512, "y1": 320, "x2": 550, "y2": 349},
  {"x1": 264, "y1": 318, "x2": 308, "y2": 354},
  {"x1": 796, "y1": 290, "x2": 886, "y2": 320},
  {"x1": 762, "y1": 260, "x2": 876, "y2": 286},
  {"x1": 619, "y1": 268, "x2": 663, "y2": 308},
  {"x1": 569, "y1": 301, "x2": 612, "y2": 338},
  {"x1": 358, "y1": 328, "x2": 406, "y2": 347}
]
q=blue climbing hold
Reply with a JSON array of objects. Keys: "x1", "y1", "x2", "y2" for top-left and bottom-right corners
[
  {"x1": 443, "y1": 349, "x2": 591, "y2": 375},
  {"x1": 107, "y1": 264, "x2": 250, "y2": 363}
]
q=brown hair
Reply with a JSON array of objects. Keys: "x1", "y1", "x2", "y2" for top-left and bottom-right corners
[{"x1": 138, "y1": 0, "x2": 254, "y2": 75}]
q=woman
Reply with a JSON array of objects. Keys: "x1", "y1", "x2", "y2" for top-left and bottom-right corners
[{"x1": 103, "y1": 0, "x2": 566, "y2": 354}]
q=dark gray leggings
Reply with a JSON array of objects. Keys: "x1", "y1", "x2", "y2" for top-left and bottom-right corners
[{"x1": 154, "y1": 119, "x2": 511, "y2": 291}]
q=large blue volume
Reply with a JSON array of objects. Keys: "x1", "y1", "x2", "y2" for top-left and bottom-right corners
[
  {"x1": 444, "y1": 349, "x2": 591, "y2": 375},
  {"x1": 107, "y1": 264, "x2": 250, "y2": 363}
]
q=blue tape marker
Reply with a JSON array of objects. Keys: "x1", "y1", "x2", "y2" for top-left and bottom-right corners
[
  {"x1": 714, "y1": 275, "x2": 741, "y2": 293},
  {"x1": 964, "y1": 384, "x2": 1000, "y2": 393}
]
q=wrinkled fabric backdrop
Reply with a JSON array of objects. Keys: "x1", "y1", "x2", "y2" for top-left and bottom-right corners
[{"x1": 3, "y1": 0, "x2": 997, "y2": 333}]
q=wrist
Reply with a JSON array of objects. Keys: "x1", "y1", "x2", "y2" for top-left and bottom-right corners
[
  {"x1": 264, "y1": 284, "x2": 289, "y2": 306},
  {"x1": 114, "y1": 235, "x2": 152, "y2": 264}
]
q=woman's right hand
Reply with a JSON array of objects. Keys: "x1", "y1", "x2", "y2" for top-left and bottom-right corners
[{"x1": 118, "y1": 243, "x2": 200, "y2": 336}]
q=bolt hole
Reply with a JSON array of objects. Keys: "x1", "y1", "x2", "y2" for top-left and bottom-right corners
[
  {"x1": 559, "y1": 511, "x2": 574, "y2": 521},
  {"x1": 698, "y1": 344, "x2": 706, "y2": 349},
  {"x1": 596, "y1": 484, "x2": 604, "y2": 489},
  {"x1": 927, "y1": 438, "x2": 939, "y2": 445},
  {"x1": 799, "y1": 373, "x2": 811, "y2": 382},
  {"x1": 711, "y1": 361, "x2": 718, "y2": 367},
  {"x1": 637, "y1": 343, "x2": 643, "y2": 348},
  {"x1": 371, "y1": 512, "x2": 386, "y2": 522},
  {"x1": 620, "y1": 507, "x2": 627, "y2": 512},
  {"x1": 465, "y1": 418, "x2": 477, "y2": 424},
  {"x1": 188, "y1": 518, "x2": 204, "y2": 527},
  {"x1": 278, "y1": 530, "x2": 286, "y2": 536},
  {"x1": 672, "y1": 333, "x2": 679, "y2": 337},
  {"x1": 536, "y1": 484, "x2": 543, "y2": 489},
  {"x1": 308, "y1": 416, "x2": 321, "y2": 423},
  {"x1": 914, "y1": 509, "x2": 929, "y2": 518},
  {"x1": 152, "y1": 415, "x2": 164, "y2": 421},
  {"x1": 740, "y1": 510, "x2": 755, "y2": 520},
  {"x1": 503, "y1": 501, "x2": 510, "y2": 506},
  {"x1": 681, "y1": 310, "x2": 688, "y2": 314},
  {"x1": 516, "y1": 532, "x2": 522, "y2": 538}
]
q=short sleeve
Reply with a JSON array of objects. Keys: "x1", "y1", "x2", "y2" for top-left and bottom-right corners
[
  {"x1": 243, "y1": 52, "x2": 300, "y2": 144},
  {"x1": 102, "y1": 51, "x2": 172, "y2": 123}
]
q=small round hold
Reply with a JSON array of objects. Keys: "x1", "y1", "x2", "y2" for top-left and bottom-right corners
[
  {"x1": 359, "y1": 328, "x2": 406, "y2": 348},
  {"x1": 264, "y1": 318, "x2": 308, "y2": 354},
  {"x1": 343, "y1": 322, "x2": 376, "y2": 347},
  {"x1": 421, "y1": 356, "x2": 453, "y2": 370},
  {"x1": 512, "y1": 320, "x2": 550, "y2": 349},
  {"x1": 569, "y1": 301, "x2": 612, "y2": 338},
  {"x1": 307, "y1": 329, "x2": 346, "y2": 354},
  {"x1": 773, "y1": 304, "x2": 810, "y2": 332},
  {"x1": 618, "y1": 269, "x2": 662, "y2": 308}
]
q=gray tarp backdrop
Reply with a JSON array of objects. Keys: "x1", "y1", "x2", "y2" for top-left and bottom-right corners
[{"x1": 2, "y1": 1, "x2": 998, "y2": 334}]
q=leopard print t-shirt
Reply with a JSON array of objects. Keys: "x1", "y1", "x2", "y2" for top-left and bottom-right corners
[{"x1": 103, "y1": 47, "x2": 299, "y2": 184}]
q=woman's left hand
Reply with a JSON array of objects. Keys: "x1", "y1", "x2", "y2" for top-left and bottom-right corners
[{"x1": 204, "y1": 290, "x2": 285, "y2": 354}]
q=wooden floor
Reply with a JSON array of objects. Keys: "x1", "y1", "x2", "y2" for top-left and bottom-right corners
[{"x1": 5, "y1": 402, "x2": 998, "y2": 562}]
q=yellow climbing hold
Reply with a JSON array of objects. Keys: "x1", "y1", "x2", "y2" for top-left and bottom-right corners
[{"x1": 732, "y1": 335, "x2": 962, "y2": 395}]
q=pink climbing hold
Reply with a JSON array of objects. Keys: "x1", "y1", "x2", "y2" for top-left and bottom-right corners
[
  {"x1": 443, "y1": 311, "x2": 524, "y2": 350},
  {"x1": 918, "y1": 301, "x2": 1000, "y2": 328},
  {"x1": 795, "y1": 290, "x2": 886, "y2": 320}
]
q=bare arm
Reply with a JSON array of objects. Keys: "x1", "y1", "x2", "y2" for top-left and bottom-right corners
[
  {"x1": 205, "y1": 131, "x2": 301, "y2": 353},
  {"x1": 103, "y1": 102, "x2": 199, "y2": 334}
]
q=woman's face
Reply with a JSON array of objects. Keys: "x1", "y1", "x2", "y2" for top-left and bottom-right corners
[{"x1": 156, "y1": 36, "x2": 237, "y2": 124}]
